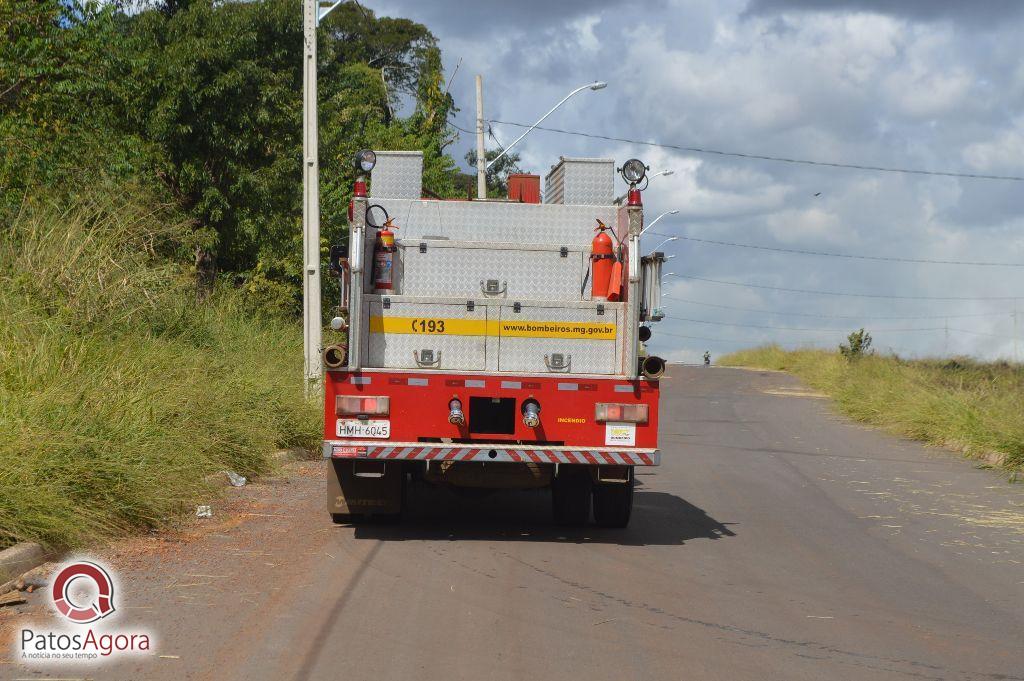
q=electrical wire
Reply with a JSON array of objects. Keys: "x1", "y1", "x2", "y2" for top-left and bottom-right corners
[
  {"x1": 675, "y1": 274, "x2": 1021, "y2": 301},
  {"x1": 668, "y1": 297, "x2": 1011, "y2": 321},
  {"x1": 647, "y1": 232, "x2": 1024, "y2": 267},
  {"x1": 666, "y1": 316, "x2": 948, "y2": 333},
  {"x1": 484, "y1": 119, "x2": 1024, "y2": 182}
]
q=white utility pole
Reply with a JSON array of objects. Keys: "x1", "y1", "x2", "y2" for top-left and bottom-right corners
[
  {"x1": 302, "y1": 0, "x2": 344, "y2": 393},
  {"x1": 476, "y1": 74, "x2": 486, "y2": 199}
]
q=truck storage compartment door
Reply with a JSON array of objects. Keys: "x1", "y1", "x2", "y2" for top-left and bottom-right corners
[
  {"x1": 366, "y1": 300, "x2": 487, "y2": 371},
  {"x1": 496, "y1": 303, "x2": 622, "y2": 375},
  {"x1": 396, "y1": 240, "x2": 589, "y2": 301}
]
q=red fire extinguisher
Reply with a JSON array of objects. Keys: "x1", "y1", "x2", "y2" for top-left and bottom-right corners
[
  {"x1": 591, "y1": 219, "x2": 615, "y2": 301},
  {"x1": 373, "y1": 217, "x2": 398, "y2": 292}
]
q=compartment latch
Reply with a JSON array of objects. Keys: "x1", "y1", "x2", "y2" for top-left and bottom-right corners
[
  {"x1": 481, "y1": 279, "x2": 507, "y2": 296},
  {"x1": 544, "y1": 353, "x2": 572, "y2": 372},
  {"x1": 559, "y1": 246, "x2": 568, "y2": 258},
  {"x1": 414, "y1": 349, "x2": 441, "y2": 368}
]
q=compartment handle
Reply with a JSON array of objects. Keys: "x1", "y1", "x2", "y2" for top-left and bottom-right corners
[
  {"x1": 480, "y1": 279, "x2": 507, "y2": 296},
  {"x1": 544, "y1": 353, "x2": 572, "y2": 372},
  {"x1": 414, "y1": 349, "x2": 442, "y2": 368}
]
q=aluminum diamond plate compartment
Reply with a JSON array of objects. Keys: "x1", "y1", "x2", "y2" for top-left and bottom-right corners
[
  {"x1": 544, "y1": 157, "x2": 615, "y2": 206},
  {"x1": 364, "y1": 300, "x2": 487, "y2": 371},
  {"x1": 370, "y1": 151, "x2": 422, "y2": 200},
  {"x1": 395, "y1": 240, "x2": 590, "y2": 301},
  {"x1": 373, "y1": 199, "x2": 617, "y2": 247},
  {"x1": 496, "y1": 303, "x2": 622, "y2": 375}
]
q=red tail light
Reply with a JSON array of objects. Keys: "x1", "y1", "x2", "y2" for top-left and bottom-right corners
[
  {"x1": 595, "y1": 402, "x2": 648, "y2": 424},
  {"x1": 336, "y1": 395, "x2": 390, "y2": 416}
]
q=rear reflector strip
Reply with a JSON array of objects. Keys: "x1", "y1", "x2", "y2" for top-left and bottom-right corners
[
  {"x1": 408, "y1": 378, "x2": 428, "y2": 386},
  {"x1": 328, "y1": 444, "x2": 658, "y2": 466},
  {"x1": 615, "y1": 384, "x2": 636, "y2": 393},
  {"x1": 350, "y1": 376, "x2": 371, "y2": 385},
  {"x1": 465, "y1": 379, "x2": 486, "y2": 388},
  {"x1": 557, "y1": 383, "x2": 578, "y2": 391},
  {"x1": 501, "y1": 381, "x2": 522, "y2": 389}
]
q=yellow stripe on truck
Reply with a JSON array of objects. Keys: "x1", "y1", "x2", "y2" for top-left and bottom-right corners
[{"x1": 368, "y1": 316, "x2": 616, "y2": 340}]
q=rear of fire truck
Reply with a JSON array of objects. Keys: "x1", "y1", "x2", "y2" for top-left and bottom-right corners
[{"x1": 321, "y1": 151, "x2": 667, "y2": 527}]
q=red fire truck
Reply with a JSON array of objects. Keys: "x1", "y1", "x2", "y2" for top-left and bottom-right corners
[{"x1": 322, "y1": 152, "x2": 666, "y2": 527}]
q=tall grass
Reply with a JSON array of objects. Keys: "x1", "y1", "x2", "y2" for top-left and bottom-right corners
[
  {"x1": 0, "y1": 192, "x2": 320, "y2": 550},
  {"x1": 719, "y1": 345, "x2": 1023, "y2": 470}
]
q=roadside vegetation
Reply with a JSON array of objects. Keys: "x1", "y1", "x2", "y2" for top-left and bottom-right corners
[
  {"x1": 719, "y1": 344, "x2": 1024, "y2": 471},
  {"x1": 0, "y1": 191, "x2": 321, "y2": 550}
]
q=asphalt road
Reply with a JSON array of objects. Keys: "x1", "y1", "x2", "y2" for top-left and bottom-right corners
[{"x1": 5, "y1": 366, "x2": 1023, "y2": 680}]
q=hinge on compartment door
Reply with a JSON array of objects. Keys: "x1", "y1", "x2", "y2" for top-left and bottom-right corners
[
  {"x1": 419, "y1": 242, "x2": 427, "y2": 253},
  {"x1": 597, "y1": 303, "x2": 605, "y2": 316},
  {"x1": 560, "y1": 246, "x2": 568, "y2": 258},
  {"x1": 513, "y1": 302, "x2": 521, "y2": 313},
  {"x1": 466, "y1": 300, "x2": 474, "y2": 311},
  {"x1": 382, "y1": 297, "x2": 391, "y2": 309}
]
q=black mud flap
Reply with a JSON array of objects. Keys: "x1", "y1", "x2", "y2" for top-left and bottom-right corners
[{"x1": 328, "y1": 459, "x2": 403, "y2": 520}]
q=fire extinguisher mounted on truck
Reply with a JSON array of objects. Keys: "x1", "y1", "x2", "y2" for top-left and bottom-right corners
[{"x1": 323, "y1": 151, "x2": 668, "y2": 527}]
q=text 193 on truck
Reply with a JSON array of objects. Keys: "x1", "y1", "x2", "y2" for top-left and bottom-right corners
[{"x1": 322, "y1": 152, "x2": 668, "y2": 527}]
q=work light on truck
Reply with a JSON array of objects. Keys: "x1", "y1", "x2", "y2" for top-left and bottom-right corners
[
  {"x1": 619, "y1": 158, "x2": 648, "y2": 185},
  {"x1": 595, "y1": 403, "x2": 649, "y2": 424},
  {"x1": 336, "y1": 395, "x2": 390, "y2": 417},
  {"x1": 354, "y1": 149, "x2": 376, "y2": 173}
]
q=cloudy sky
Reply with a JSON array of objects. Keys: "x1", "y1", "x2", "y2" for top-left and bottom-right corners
[{"x1": 373, "y1": 0, "x2": 1024, "y2": 363}]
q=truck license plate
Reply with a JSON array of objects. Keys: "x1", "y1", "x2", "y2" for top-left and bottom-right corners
[{"x1": 336, "y1": 419, "x2": 391, "y2": 439}]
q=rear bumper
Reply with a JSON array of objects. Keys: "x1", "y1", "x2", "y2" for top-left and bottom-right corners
[{"x1": 322, "y1": 440, "x2": 659, "y2": 466}]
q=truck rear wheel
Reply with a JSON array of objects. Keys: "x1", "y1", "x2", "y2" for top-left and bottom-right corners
[
  {"x1": 552, "y1": 468, "x2": 591, "y2": 526},
  {"x1": 593, "y1": 474, "x2": 634, "y2": 528}
]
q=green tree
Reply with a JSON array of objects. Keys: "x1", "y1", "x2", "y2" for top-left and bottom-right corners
[{"x1": 840, "y1": 328, "x2": 873, "y2": 359}]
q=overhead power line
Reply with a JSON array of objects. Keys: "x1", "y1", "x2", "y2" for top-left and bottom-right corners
[
  {"x1": 667, "y1": 316, "x2": 947, "y2": 334},
  {"x1": 669, "y1": 297, "x2": 1011, "y2": 321},
  {"x1": 675, "y1": 274, "x2": 1020, "y2": 301},
  {"x1": 657, "y1": 331, "x2": 763, "y2": 345},
  {"x1": 648, "y1": 232, "x2": 1024, "y2": 267},
  {"x1": 484, "y1": 119, "x2": 1024, "y2": 182}
]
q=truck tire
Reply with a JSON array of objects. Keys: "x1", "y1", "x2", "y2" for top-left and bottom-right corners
[
  {"x1": 593, "y1": 474, "x2": 634, "y2": 528},
  {"x1": 552, "y1": 469, "x2": 591, "y2": 526}
]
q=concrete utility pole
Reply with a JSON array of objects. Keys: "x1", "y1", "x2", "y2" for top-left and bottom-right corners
[
  {"x1": 302, "y1": 0, "x2": 345, "y2": 394},
  {"x1": 476, "y1": 74, "x2": 486, "y2": 199}
]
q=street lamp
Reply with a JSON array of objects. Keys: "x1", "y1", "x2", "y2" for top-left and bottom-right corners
[
  {"x1": 648, "y1": 236, "x2": 678, "y2": 254},
  {"x1": 640, "y1": 209, "x2": 679, "y2": 237},
  {"x1": 485, "y1": 81, "x2": 607, "y2": 170}
]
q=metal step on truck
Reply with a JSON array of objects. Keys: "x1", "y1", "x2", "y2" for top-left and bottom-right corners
[{"x1": 322, "y1": 151, "x2": 667, "y2": 527}]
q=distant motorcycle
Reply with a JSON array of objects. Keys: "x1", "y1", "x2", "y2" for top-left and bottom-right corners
[{"x1": 703, "y1": 352, "x2": 711, "y2": 367}]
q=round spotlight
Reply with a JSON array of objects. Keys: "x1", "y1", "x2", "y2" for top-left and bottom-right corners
[
  {"x1": 620, "y1": 158, "x2": 648, "y2": 185},
  {"x1": 354, "y1": 149, "x2": 376, "y2": 173}
]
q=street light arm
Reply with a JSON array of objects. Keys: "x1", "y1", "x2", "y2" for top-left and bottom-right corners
[
  {"x1": 639, "y1": 210, "x2": 679, "y2": 237},
  {"x1": 648, "y1": 237, "x2": 678, "y2": 254},
  {"x1": 486, "y1": 82, "x2": 604, "y2": 169}
]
